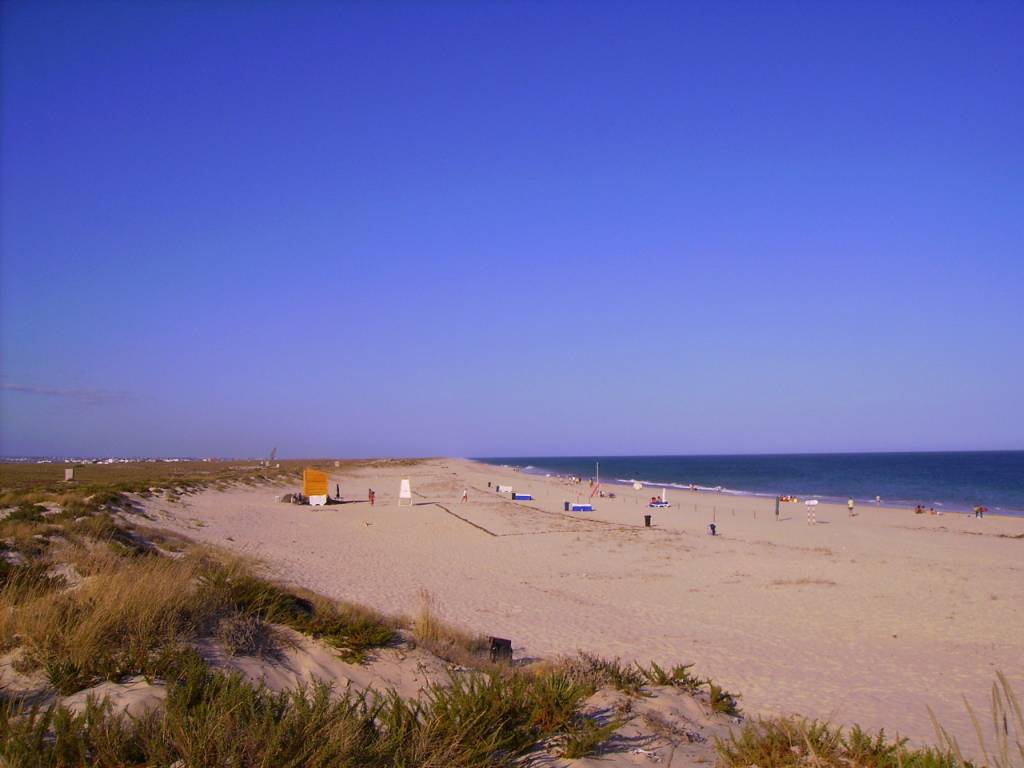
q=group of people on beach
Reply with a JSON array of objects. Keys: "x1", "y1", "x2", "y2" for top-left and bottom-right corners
[{"x1": 912, "y1": 503, "x2": 987, "y2": 518}]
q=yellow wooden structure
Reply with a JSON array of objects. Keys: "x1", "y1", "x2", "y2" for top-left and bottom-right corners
[{"x1": 302, "y1": 468, "x2": 329, "y2": 498}]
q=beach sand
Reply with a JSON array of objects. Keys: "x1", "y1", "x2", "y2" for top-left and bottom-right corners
[{"x1": 143, "y1": 458, "x2": 1024, "y2": 750}]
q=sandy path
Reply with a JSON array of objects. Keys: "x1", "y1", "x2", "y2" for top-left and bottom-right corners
[{"x1": 145, "y1": 458, "x2": 1024, "y2": 751}]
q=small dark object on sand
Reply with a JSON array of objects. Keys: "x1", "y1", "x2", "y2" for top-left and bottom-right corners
[{"x1": 489, "y1": 636, "x2": 512, "y2": 663}]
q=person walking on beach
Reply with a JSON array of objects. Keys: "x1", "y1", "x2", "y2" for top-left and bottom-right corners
[
  {"x1": 847, "y1": 497, "x2": 855, "y2": 516},
  {"x1": 369, "y1": 488, "x2": 375, "y2": 507},
  {"x1": 461, "y1": 488, "x2": 469, "y2": 502},
  {"x1": 775, "y1": 496, "x2": 780, "y2": 521}
]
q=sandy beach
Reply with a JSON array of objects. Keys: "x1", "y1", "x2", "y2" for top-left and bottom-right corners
[{"x1": 144, "y1": 458, "x2": 1024, "y2": 750}]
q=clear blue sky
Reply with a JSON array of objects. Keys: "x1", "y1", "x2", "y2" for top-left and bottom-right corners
[{"x1": 1, "y1": 1, "x2": 1021, "y2": 458}]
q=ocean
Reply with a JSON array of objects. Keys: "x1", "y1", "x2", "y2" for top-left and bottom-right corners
[{"x1": 475, "y1": 451, "x2": 1024, "y2": 516}]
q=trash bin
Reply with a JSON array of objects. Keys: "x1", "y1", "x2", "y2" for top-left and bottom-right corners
[
  {"x1": 489, "y1": 636, "x2": 512, "y2": 664},
  {"x1": 644, "y1": 514, "x2": 652, "y2": 527},
  {"x1": 564, "y1": 501, "x2": 570, "y2": 512}
]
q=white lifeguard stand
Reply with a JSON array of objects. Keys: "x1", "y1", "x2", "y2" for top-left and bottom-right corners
[{"x1": 398, "y1": 478, "x2": 413, "y2": 507}]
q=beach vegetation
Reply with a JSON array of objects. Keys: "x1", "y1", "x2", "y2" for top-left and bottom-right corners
[
  {"x1": 526, "y1": 667, "x2": 594, "y2": 733},
  {"x1": 0, "y1": 660, "x2": 623, "y2": 766},
  {"x1": 4, "y1": 458, "x2": 1017, "y2": 767},
  {"x1": 558, "y1": 712, "x2": 626, "y2": 759},
  {"x1": 213, "y1": 613, "x2": 283, "y2": 658},
  {"x1": 2, "y1": 551, "x2": 212, "y2": 693},
  {"x1": 554, "y1": 651, "x2": 648, "y2": 696},
  {"x1": 412, "y1": 589, "x2": 490, "y2": 667},
  {"x1": 931, "y1": 672, "x2": 1023, "y2": 768},
  {"x1": 204, "y1": 565, "x2": 400, "y2": 663},
  {"x1": 716, "y1": 675, "x2": 1021, "y2": 768},
  {"x1": 1, "y1": 503, "x2": 48, "y2": 524},
  {"x1": 0, "y1": 461, "x2": 409, "y2": 696},
  {"x1": 637, "y1": 660, "x2": 705, "y2": 694},
  {"x1": 716, "y1": 716, "x2": 964, "y2": 768},
  {"x1": 1, "y1": 538, "x2": 399, "y2": 695},
  {"x1": 708, "y1": 680, "x2": 742, "y2": 717}
]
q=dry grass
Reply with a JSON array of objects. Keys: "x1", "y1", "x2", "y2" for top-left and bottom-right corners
[
  {"x1": 931, "y1": 672, "x2": 1024, "y2": 768},
  {"x1": 2, "y1": 455, "x2": 415, "y2": 695},
  {"x1": 554, "y1": 652, "x2": 648, "y2": 696},
  {"x1": 1, "y1": 551, "x2": 211, "y2": 692},
  {"x1": 0, "y1": 457, "x2": 425, "y2": 508},
  {"x1": 214, "y1": 614, "x2": 284, "y2": 658},
  {"x1": 6, "y1": 458, "x2": 1017, "y2": 766},
  {"x1": 412, "y1": 590, "x2": 490, "y2": 667},
  {"x1": 1, "y1": 530, "x2": 402, "y2": 694}
]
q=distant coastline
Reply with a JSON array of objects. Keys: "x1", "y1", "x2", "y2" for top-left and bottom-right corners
[{"x1": 475, "y1": 451, "x2": 1024, "y2": 517}]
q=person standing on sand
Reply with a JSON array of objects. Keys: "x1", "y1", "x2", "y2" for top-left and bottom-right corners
[
  {"x1": 848, "y1": 497, "x2": 855, "y2": 516},
  {"x1": 461, "y1": 488, "x2": 468, "y2": 502},
  {"x1": 369, "y1": 488, "x2": 375, "y2": 507},
  {"x1": 775, "y1": 496, "x2": 780, "y2": 521}
]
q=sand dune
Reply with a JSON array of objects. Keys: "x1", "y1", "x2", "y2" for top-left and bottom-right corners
[{"x1": 143, "y1": 458, "x2": 1024, "y2": 750}]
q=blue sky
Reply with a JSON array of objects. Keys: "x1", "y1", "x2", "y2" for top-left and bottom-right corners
[{"x1": 1, "y1": 1, "x2": 1022, "y2": 458}]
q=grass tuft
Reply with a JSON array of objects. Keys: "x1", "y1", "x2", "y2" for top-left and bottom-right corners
[
  {"x1": 717, "y1": 716, "x2": 964, "y2": 768},
  {"x1": 413, "y1": 590, "x2": 490, "y2": 667},
  {"x1": 708, "y1": 680, "x2": 742, "y2": 717},
  {"x1": 637, "y1": 660, "x2": 705, "y2": 694},
  {"x1": 0, "y1": 660, "x2": 626, "y2": 766},
  {"x1": 558, "y1": 713, "x2": 626, "y2": 759},
  {"x1": 556, "y1": 652, "x2": 647, "y2": 696}
]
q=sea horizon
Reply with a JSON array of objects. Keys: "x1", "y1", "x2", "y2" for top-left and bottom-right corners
[{"x1": 475, "y1": 450, "x2": 1024, "y2": 516}]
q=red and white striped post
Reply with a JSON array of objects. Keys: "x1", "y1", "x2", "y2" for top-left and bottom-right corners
[{"x1": 805, "y1": 499, "x2": 818, "y2": 525}]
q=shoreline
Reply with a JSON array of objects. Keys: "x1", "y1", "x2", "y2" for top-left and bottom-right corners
[
  {"x1": 142, "y1": 457, "x2": 1024, "y2": 752},
  {"x1": 475, "y1": 456, "x2": 1024, "y2": 517}
]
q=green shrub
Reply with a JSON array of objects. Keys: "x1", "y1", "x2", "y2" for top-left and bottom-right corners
[
  {"x1": 558, "y1": 652, "x2": 647, "y2": 696},
  {"x1": 2, "y1": 503, "x2": 48, "y2": 524},
  {"x1": 558, "y1": 713, "x2": 625, "y2": 759},
  {"x1": 528, "y1": 668, "x2": 592, "y2": 734},
  {"x1": 637, "y1": 660, "x2": 704, "y2": 694},
  {"x1": 717, "y1": 716, "x2": 963, "y2": 768},
  {"x1": 0, "y1": 663, "x2": 608, "y2": 767},
  {"x1": 708, "y1": 680, "x2": 742, "y2": 717},
  {"x1": 200, "y1": 567, "x2": 397, "y2": 663}
]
